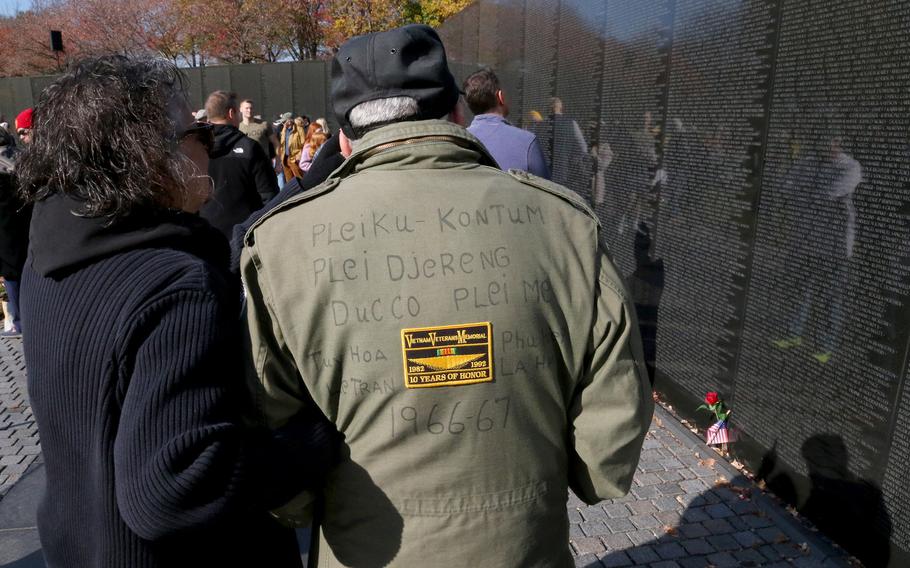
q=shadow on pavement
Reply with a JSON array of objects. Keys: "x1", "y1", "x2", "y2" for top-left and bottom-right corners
[
  {"x1": 578, "y1": 475, "x2": 841, "y2": 568},
  {"x1": 0, "y1": 550, "x2": 44, "y2": 568}
]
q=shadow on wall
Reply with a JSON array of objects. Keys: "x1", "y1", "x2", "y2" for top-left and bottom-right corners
[
  {"x1": 758, "y1": 434, "x2": 891, "y2": 568},
  {"x1": 628, "y1": 221, "x2": 664, "y2": 386}
]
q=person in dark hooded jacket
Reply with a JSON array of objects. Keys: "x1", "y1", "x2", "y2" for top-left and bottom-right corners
[
  {"x1": 0, "y1": 128, "x2": 29, "y2": 336},
  {"x1": 17, "y1": 55, "x2": 340, "y2": 568},
  {"x1": 200, "y1": 90, "x2": 278, "y2": 238}
]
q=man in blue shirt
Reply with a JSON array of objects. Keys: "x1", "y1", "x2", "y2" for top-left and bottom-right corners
[{"x1": 463, "y1": 68, "x2": 550, "y2": 179}]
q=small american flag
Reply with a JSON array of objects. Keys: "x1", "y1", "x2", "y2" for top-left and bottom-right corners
[{"x1": 706, "y1": 420, "x2": 739, "y2": 445}]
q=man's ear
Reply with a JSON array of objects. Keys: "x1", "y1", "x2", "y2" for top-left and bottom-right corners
[
  {"x1": 497, "y1": 90, "x2": 506, "y2": 107},
  {"x1": 339, "y1": 130, "x2": 354, "y2": 157},
  {"x1": 450, "y1": 99, "x2": 466, "y2": 127}
]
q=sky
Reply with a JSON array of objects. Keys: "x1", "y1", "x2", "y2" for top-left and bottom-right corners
[{"x1": 0, "y1": 0, "x2": 31, "y2": 17}]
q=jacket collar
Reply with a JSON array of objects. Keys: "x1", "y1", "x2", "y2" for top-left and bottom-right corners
[
  {"x1": 339, "y1": 119, "x2": 499, "y2": 176},
  {"x1": 470, "y1": 113, "x2": 510, "y2": 126}
]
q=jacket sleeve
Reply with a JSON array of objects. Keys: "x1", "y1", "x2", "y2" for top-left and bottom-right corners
[
  {"x1": 568, "y1": 246, "x2": 653, "y2": 504},
  {"x1": 527, "y1": 136, "x2": 551, "y2": 180},
  {"x1": 251, "y1": 142, "x2": 279, "y2": 204},
  {"x1": 112, "y1": 285, "x2": 336, "y2": 541},
  {"x1": 241, "y1": 244, "x2": 312, "y2": 426}
]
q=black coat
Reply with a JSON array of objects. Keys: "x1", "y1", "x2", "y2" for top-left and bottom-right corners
[
  {"x1": 230, "y1": 133, "x2": 346, "y2": 274},
  {"x1": 23, "y1": 194, "x2": 338, "y2": 567},
  {"x1": 0, "y1": 149, "x2": 30, "y2": 281},
  {"x1": 201, "y1": 124, "x2": 278, "y2": 238}
]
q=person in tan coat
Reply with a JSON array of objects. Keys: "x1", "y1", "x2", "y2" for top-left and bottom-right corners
[{"x1": 279, "y1": 116, "x2": 308, "y2": 181}]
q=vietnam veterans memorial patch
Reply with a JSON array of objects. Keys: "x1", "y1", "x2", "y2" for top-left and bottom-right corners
[{"x1": 401, "y1": 322, "x2": 493, "y2": 388}]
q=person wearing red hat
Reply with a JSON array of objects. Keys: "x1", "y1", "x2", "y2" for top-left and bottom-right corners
[
  {"x1": 15, "y1": 108, "x2": 32, "y2": 145},
  {"x1": 0, "y1": 108, "x2": 32, "y2": 337}
]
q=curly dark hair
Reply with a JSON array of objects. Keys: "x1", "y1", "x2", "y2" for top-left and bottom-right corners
[{"x1": 17, "y1": 55, "x2": 191, "y2": 218}]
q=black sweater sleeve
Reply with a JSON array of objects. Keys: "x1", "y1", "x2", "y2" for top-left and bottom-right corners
[{"x1": 112, "y1": 284, "x2": 338, "y2": 541}]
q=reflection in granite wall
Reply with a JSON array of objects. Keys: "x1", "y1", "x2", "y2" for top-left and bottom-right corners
[{"x1": 440, "y1": 1, "x2": 910, "y2": 565}]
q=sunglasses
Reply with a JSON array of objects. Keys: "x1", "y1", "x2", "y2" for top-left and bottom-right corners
[
  {"x1": 17, "y1": 129, "x2": 29, "y2": 136},
  {"x1": 177, "y1": 121, "x2": 214, "y2": 153}
]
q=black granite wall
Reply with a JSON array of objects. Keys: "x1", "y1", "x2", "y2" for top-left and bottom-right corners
[{"x1": 440, "y1": 2, "x2": 910, "y2": 566}]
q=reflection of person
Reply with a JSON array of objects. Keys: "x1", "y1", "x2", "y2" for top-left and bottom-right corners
[
  {"x1": 589, "y1": 120, "x2": 614, "y2": 207},
  {"x1": 17, "y1": 55, "x2": 340, "y2": 567},
  {"x1": 462, "y1": 67, "x2": 550, "y2": 178},
  {"x1": 241, "y1": 24, "x2": 653, "y2": 567},
  {"x1": 773, "y1": 137, "x2": 861, "y2": 363},
  {"x1": 544, "y1": 97, "x2": 589, "y2": 193},
  {"x1": 619, "y1": 111, "x2": 663, "y2": 235}
]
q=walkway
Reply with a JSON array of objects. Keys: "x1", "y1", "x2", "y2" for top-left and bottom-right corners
[{"x1": 0, "y1": 338, "x2": 852, "y2": 567}]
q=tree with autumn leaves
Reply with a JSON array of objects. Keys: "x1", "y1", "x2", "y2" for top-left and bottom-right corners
[{"x1": 0, "y1": 0, "x2": 471, "y2": 77}]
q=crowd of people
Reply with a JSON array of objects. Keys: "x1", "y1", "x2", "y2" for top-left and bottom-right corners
[{"x1": 0, "y1": 24, "x2": 652, "y2": 568}]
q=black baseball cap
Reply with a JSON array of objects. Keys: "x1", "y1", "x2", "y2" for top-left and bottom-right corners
[{"x1": 331, "y1": 24, "x2": 459, "y2": 138}]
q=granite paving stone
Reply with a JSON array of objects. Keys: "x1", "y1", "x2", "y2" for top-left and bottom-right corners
[
  {"x1": 707, "y1": 534, "x2": 740, "y2": 552},
  {"x1": 601, "y1": 533, "x2": 633, "y2": 551},
  {"x1": 598, "y1": 551, "x2": 633, "y2": 567},
  {"x1": 605, "y1": 518, "x2": 636, "y2": 534},
  {"x1": 677, "y1": 557, "x2": 711, "y2": 568},
  {"x1": 628, "y1": 529, "x2": 659, "y2": 546},
  {"x1": 626, "y1": 545, "x2": 660, "y2": 564},
  {"x1": 574, "y1": 553, "x2": 599, "y2": 567},
  {"x1": 581, "y1": 505, "x2": 610, "y2": 522},
  {"x1": 604, "y1": 503, "x2": 632, "y2": 519},
  {"x1": 572, "y1": 536, "x2": 607, "y2": 555},
  {"x1": 654, "y1": 496, "x2": 680, "y2": 512},
  {"x1": 580, "y1": 521, "x2": 611, "y2": 537},
  {"x1": 733, "y1": 530, "x2": 765, "y2": 548},
  {"x1": 706, "y1": 551, "x2": 740, "y2": 567},
  {"x1": 701, "y1": 518, "x2": 735, "y2": 534},
  {"x1": 704, "y1": 503, "x2": 735, "y2": 519},
  {"x1": 677, "y1": 523, "x2": 711, "y2": 539},
  {"x1": 626, "y1": 500, "x2": 658, "y2": 515},
  {"x1": 629, "y1": 514, "x2": 661, "y2": 530},
  {"x1": 654, "y1": 542, "x2": 687, "y2": 560},
  {"x1": 631, "y1": 484, "x2": 661, "y2": 499},
  {"x1": 734, "y1": 548, "x2": 768, "y2": 564}
]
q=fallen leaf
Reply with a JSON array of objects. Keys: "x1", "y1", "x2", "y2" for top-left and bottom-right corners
[
  {"x1": 756, "y1": 480, "x2": 767, "y2": 490},
  {"x1": 663, "y1": 525, "x2": 678, "y2": 536},
  {"x1": 774, "y1": 534, "x2": 790, "y2": 544},
  {"x1": 730, "y1": 460, "x2": 745, "y2": 469},
  {"x1": 798, "y1": 542, "x2": 810, "y2": 555},
  {"x1": 698, "y1": 458, "x2": 716, "y2": 468}
]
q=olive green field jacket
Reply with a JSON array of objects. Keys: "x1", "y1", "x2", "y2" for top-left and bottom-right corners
[{"x1": 242, "y1": 120, "x2": 654, "y2": 568}]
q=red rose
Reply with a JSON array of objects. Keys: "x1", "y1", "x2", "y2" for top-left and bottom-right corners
[{"x1": 705, "y1": 392, "x2": 719, "y2": 406}]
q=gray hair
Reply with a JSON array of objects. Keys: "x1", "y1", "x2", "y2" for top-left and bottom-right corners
[{"x1": 348, "y1": 96, "x2": 420, "y2": 138}]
